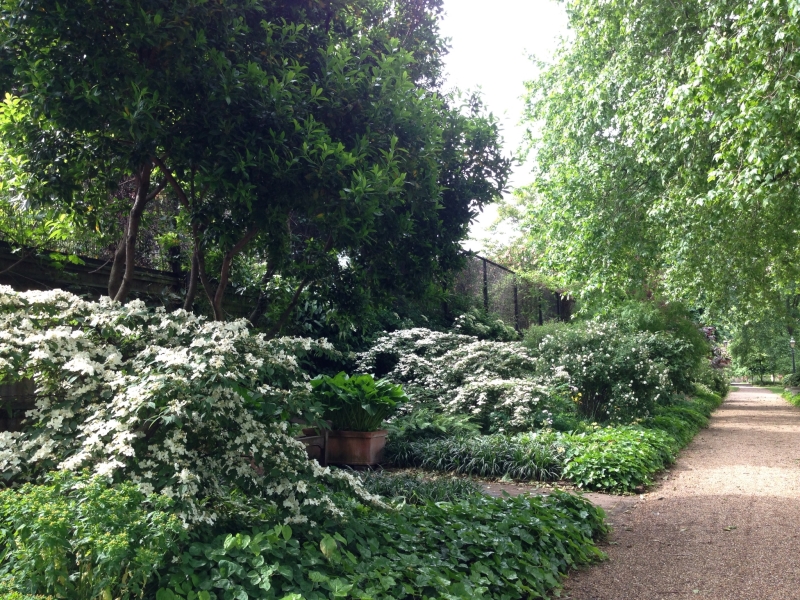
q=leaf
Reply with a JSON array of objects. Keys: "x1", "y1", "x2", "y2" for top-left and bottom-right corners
[{"x1": 320, "y1": 534, "x2": 338, "y2": 560}]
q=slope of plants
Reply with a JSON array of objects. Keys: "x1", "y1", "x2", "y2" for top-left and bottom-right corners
[
  {"x1": 0, "y1": 289, "x2": 609, "y2": 599},
  {"x1": 367, "y1": 303, "x2": 728, "y2": 494}
]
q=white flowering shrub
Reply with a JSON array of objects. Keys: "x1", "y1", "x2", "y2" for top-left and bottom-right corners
[
  {"x1": 0, "y1": 288, "x2": 375, "y2": 525},
  {"x1": 531, "y1": 321, "x2": 674, "y2": 421},
  {"x1": 357, "y1": 328, "x2": 571, "y2": 432}
]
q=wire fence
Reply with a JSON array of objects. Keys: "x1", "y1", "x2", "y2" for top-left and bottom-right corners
[
  {"x1": 0, "y1": 203, "x2": 190, "y2": 273},
  {"x1": 453, "y1": 255, "x2": 571, "y2": 331}
]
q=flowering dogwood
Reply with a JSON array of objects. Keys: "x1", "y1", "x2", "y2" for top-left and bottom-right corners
[
  {"x1": 0, "y1": 288, "x2": 377, "y2": 525},
  {"x1": 357, "y1": 328, "x2": 570, "y2": 431}
]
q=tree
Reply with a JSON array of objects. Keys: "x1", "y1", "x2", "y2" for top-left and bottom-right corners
[
  {"x1": 0, "y1": 0, "x2": 509, "y2": 321},
  {"x1": 513, "y1": 0, "x2": 800, "y2": 317}
]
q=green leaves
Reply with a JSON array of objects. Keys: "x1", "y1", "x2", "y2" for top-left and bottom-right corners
[
  {"x1": 161, "y1": 491, "x2": 607, "y2": 600},
  {"x1": 0, "y1": 471, "x2": 185, "y2": 599},
  {"x1": 311, "y1": 372, "x2": 407, "y2": 431},
  {"x1": 515, "y1": 0, "x2": 800, "y2": 316}
]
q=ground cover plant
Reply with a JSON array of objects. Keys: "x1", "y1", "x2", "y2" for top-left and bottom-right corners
[
  {"x1": 384, "y1": 389, "x2": 723, "y2": 493},
  {"x1": 0, "y1": 472, "x2": 184, "y2": 599},
  {"x1": 358, "y1": 470, "x2": 481, "y2": 505},
  {"x1": 158, "y1": 491, "x2": 608, "y2": 600}
]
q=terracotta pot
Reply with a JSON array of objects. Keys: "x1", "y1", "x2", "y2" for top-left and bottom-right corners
[{"x1": 326, "y1": 429, "x2": 388, "y2": 466}]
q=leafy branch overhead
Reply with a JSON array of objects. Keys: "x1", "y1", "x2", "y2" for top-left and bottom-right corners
[
  {"x1": 515, "y1": 0, "x2": 800, "y2": 316},
  {"x1": 0, "y1": 0, "x2": 510, "y2": 324}
]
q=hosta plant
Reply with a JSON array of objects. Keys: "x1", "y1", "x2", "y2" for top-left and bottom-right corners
[{"x1": 311, "y1": 372, "x2": 407, "y2": 431}]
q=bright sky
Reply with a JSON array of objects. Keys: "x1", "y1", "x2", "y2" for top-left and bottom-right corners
[{"x1": 437, "y1": 0, "x2": 569, "y2": 251}]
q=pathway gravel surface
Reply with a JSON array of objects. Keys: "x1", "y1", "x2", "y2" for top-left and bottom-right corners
[{"x1": 562, "y1": 385, "x2": 800, "y2": 600}]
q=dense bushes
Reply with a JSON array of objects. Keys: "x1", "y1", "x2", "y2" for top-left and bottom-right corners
[
  {"x1": 158, "y1": 492, "x2": 607, "y2": 600},
  {"x1": 0, "y1": 288, "x2": 371, "y2": 526},
  {"x1": 0, "y1": 291, "x2": 613, "y2": 600},
  {"x1": 385, "y1": 391, "x2": 724, "y2": 494},
  {"x1": 363, "y1": 306, "x2": 721, "y2": 433},
  {"x1": 0, "y1": 472, "x2": 184, "y2": 599}
]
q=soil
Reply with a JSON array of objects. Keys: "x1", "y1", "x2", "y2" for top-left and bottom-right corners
[{"x1": 560, "y1": 385, "x2": 800, "y2": 600}]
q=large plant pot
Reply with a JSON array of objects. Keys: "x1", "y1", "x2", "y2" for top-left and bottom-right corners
[{"x1": 326, "y1": 429, "x2": 388, "y2": 466}]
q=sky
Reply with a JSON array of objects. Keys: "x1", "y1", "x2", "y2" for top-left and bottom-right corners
[{"x1": 437, "y1": 0, "x2": 569, "y2": 251}]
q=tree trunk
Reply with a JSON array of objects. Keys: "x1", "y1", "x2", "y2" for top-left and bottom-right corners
[
  {"x1": 183, "y1": 253, "x2": 199, "y2": 311},
  {"x1": 107, "y1": 238, "x2": 126, "y2": 299},
  {"x1": 206, "y1": 228, "x2": 258, "y2": 321},
  {"x1": 113, "y1": 164, "x2": 153, "y2": 302},
  {"x1": 248, "y1": 264, "x2": 278, "y2": 325},
  {"x1": 266, "y1": 277, "x2": 309, "y2": 338}
]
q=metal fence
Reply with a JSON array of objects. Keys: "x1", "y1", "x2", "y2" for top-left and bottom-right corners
[{"x1": 453, "y1": 255, "x2": 571, "y2": 331}]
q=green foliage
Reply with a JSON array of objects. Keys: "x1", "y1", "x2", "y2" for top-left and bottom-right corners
[
  {"x1": 385, "y1": 432, "x2": 564, "y2": 482},
  {"x1": 0, "y1": 0, "x2": 510, "y2": 318},
  {"x1": 783, "y1": 372, "x2": 800, "y2": 388},
  {"x1": 561, "y1": 427, "x2": 677, "y2": 494},
  {"x1": 161, "y1": 492, "x2": 607, "y2": 600},
  {"x1": 357, "y1": 471, "x2": 481, "y2": 505},
  {"x1": 451, "y1": 308, "x2": 519, "y2": 342},
  {"x1": 385, "y1": 407, "x2": 480, "y2": 442},
  {"x1": 526, "y1": 320, "x2": 678, "y2": 421},
  {"x1": 562, "y1": 392, "x2": 723, "y2": 493},
  {"x1": 729, "y1": 319, "x2": 794, "y2": 382},
  {"x1": 693, "y1": 362, "x2": 730, "y2": 397},
  {"x1": 311, "y1": 373, "x2": 407, "y2": 432},
  {"x1": 0, "y1": 471, "x2": 184, "y2": 600},
  {"x1": 781, "y1": 389, "x2": 800, "y2": 407}
]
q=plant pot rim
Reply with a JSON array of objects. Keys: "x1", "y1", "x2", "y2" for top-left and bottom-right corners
[{"x1": 327, "y1": 429, "x2": 388, "y2": 438}]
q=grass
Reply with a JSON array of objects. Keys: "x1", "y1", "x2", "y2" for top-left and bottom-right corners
[
  {"x1": 384, "y1": 431, "x2": 564, "y2": 481},
  {"x1": 358, "y1": 470, "x2": 481, "y2": 504},
  {"x1": 781, "y1": 389, "x2": 800, "y2": 407}
]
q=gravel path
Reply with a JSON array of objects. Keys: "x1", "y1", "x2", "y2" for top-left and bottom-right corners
[{"x1": 562, "y1": 386, "x2": 800, "y2": 599}]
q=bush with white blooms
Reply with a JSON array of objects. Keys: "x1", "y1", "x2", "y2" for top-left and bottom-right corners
[{"x1": 0, "y1": 288, "x2": 376, "y2": 525}]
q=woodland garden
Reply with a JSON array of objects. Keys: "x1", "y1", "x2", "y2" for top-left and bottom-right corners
[{"x1": 0, "y1": 0, "x2": 799, "y2": 599}]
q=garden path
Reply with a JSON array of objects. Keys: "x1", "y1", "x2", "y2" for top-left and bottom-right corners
[{"x1": 562, "y1": 385, "x2": 800, "y2": 600}]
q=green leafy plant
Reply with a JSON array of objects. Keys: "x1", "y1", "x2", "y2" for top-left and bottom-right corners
[
  {"x1": 385, "y1": 407, "x2": 480, "y2": 442},
  {"x1": 0, "y1": 471, "x2": 185, "y2": 600},
  {"x1": 160, "y1": 492, "x2": 607, "y2": 600},
  {"x1": 357, "y1": 471, "x2": 481, "y2": 505},
  {"x1": 561, "y1": 426, "x2": 677, "y2": 493},
  {"x1": 385, "y1": 432, "x2": 564, "y2": 481},
  {"x1": 311, "y1": 372, "x2": 407, "y2": 431}
]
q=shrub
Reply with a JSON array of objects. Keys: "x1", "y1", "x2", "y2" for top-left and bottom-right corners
[
  {"x1": 357, "y1": 328, "x2": 571, "y2": 433},
  {"x1": 694, "y1": 362, "x2": 730, "y2": 396},
  {"x1": 451, "y1": 308, "x2": 519, "y2": 341},
  {"x1": 561, "y1": 426, "x2": 677, "y2": 493},
  {"x1": 385, "y1": 407, "x2": 480, "y2": 442},
  {"x1": 385, "y1": 432, "x2": 564, "y2": 481},
  {"x1": 358, "y1": 471, "x2": 481, "y2": 504},
  {"x1": 0, "y1": 288, "x2": 373, "y2": 526},
  {"x1": 528, "y1": 321, "x2": 674, "y2": 421},
  {"x1": 783, "y1": 372, "x2": 800, "y2": 388},
  {"x1": 159, "y1": 492, "x2": 607, "y2": 600},
  {"x1": 0, "y1": 471, "x2": 184, "y2": 599}
]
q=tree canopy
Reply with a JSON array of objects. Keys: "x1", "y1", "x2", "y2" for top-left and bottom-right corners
[
  {"x1": 510, "y1": 0, "x2": 800, "y2": 318},
  {"x1": 0, "y1": 0, "x2": 509, "y2": 326}
]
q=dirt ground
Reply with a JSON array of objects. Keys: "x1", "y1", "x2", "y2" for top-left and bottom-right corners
[{"x1": 560, "y1": 385, "x2": 800, "y2": 600}]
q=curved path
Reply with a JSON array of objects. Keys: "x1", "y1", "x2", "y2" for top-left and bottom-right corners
[{"x1": 563, "y1": 386, "x2": 800, "y2": 600}]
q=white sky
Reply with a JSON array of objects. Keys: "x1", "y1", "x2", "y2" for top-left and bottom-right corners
[{"x1": 437, "y1": 1, "x2": 569, "y2": 251}]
